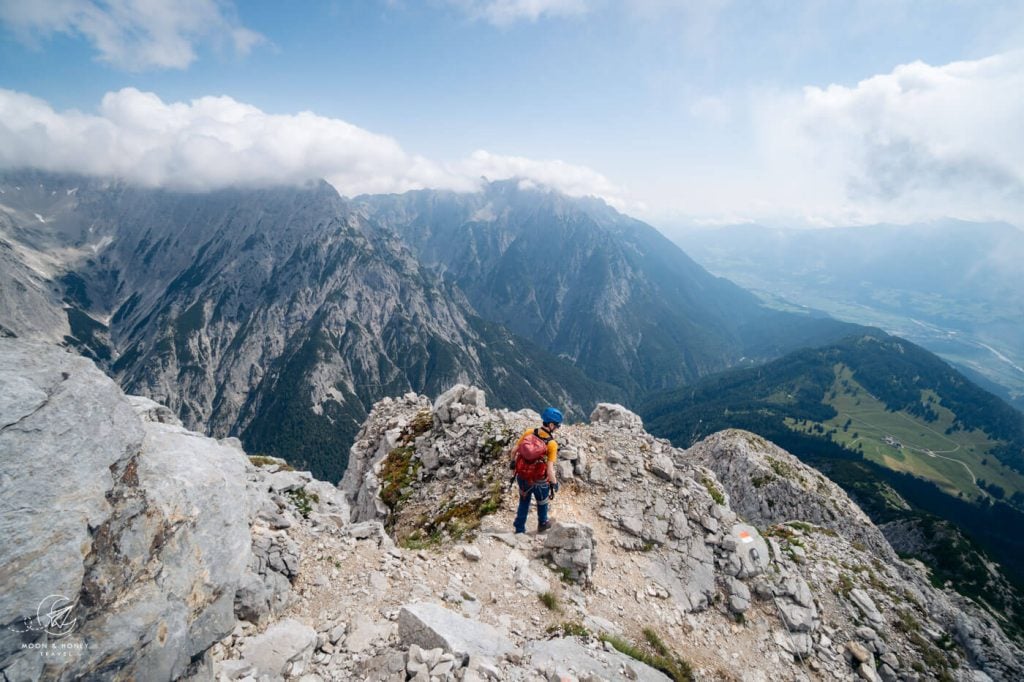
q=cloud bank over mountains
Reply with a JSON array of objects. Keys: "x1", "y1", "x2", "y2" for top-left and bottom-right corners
[
  {"x1": 0, "y1": 86, "x2": 625, "y2": 205},
  {"x1": 0, "y1": 50, "x2": 1022, "y2": 227}
]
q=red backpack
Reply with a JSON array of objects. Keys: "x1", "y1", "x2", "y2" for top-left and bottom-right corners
[{"x1": 515, "y1": 429, "x2": 553, "y2": 483}]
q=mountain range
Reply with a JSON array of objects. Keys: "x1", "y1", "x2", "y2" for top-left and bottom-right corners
[
  {"x1": 0, "y1": 171, "x2": 857, "y2": 481},
  {"x1": 356, "y1": 184, "x2": 858, "y2": 399}
]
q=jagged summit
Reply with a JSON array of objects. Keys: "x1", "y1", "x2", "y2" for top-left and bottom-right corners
[{"x1": 2, "y1": 342, "x2": 1021, "y2": 681}]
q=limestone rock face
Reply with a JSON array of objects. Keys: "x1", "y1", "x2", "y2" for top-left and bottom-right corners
[
  {"x1": 589, "y1": 402, "x2": 643, "y2": 430},
  {"x1": 432, "y1": 384, "x2": 487, "y2": 426},
  {"x1": 0, "y1": 339, "x2": 258, "y2": 681},
  {"x1": 0, "y1": 232, "x2": 69, "y2": 344},
  {"x1": 686, "y1": 429, "x2": 895, "y2": 560}
]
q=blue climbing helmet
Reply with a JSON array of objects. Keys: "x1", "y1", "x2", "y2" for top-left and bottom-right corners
[{"x1": 541, "y1": 407, "x2": 563, "y2": 426}]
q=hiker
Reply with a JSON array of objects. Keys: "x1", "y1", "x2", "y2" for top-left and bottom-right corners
[{"x1": 509, "y1": 407, "x2": 562, "y2": 534}]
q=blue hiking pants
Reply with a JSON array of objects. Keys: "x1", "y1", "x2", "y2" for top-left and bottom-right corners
[{"x1": 514, "y1": 476, "x2": 550, "y2": 533}]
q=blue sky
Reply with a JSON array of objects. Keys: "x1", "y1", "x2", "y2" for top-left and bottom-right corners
[{"x1": 2, "y1": 1, "x2": 1023, "y2": 231}]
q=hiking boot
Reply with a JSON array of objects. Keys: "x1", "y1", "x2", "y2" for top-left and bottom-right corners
[{"x1": 538, "y1": 520, "x2": 554, "y2": 533}]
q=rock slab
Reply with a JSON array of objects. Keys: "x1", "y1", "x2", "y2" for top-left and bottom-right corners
[
  {"x1": 526, "y1": 639, "x2": 671, "y2": 681},
  {"x1": 241, "y1": 618, "x2": 317, "y2": 680},
  {"x1": 0, "y1": 339, "x2": 254, "y2": 681},
  {"x1": 398, "y1": 602, "x2": 516, "y2": 663}
]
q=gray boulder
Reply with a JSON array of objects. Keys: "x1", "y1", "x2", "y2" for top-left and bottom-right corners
[
  {"x1": 589, "y1": 403, "x2": 643, "y2": 430},
  {"x1": 650, "y1": 454, "x2": 675, "y2": 481},
  {"x1": 727, "y1": 578, "x2": 752, "y2": 614},
  {"x1": 724, "y1": 523, "x2": 770, "y2": 578},
  {"x1": 240, "y1": 618, "x2": 317, "y2": 681},
  {"x1": 433, "y1": 384, "x2": 487, "y2": 425},
  {"x1": 398, "y1": 602, "x2": 516, "y2": 663},
  {"x1": 543, "y1": 522, "x2": 596, "y2": 583},
  {"x1": 0, "y1": 340, "x2": 253, "y2": 681},
  {"x1": 849, "y1": 588, "x2": 885, "y2": 628}
]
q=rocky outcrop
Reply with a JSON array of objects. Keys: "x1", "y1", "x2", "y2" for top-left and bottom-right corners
[
  {"x1": 689, "y1": 430, "x2": 1024, "y2": 680},
  {"x1": 341, "y1": 392, "x2": 433, "y2": 524},
  {"x1": 542, "y1": 522, "x2": 596, "y2": 584},
  {"x1": 0, "y1": 340, "x2": 259, "y2": 681},
  {"x1": 589, "y1": 402, "x2": 644, "y2": 430},
  {"x1": 687, "y1": 429, "x2": 896, "y2": 560},
  {"x1": 327, "y1": 386, "x2": 1023, "y2": 682}
]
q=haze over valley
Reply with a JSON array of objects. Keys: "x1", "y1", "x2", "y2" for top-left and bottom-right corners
[{"x1": 674, "y1": 221, "x2": 1024, "y2": 411}]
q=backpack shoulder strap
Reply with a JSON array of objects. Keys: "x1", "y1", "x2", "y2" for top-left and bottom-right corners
[{"x1": 534, "y1": 428, "x2": 553, "y2": 443}]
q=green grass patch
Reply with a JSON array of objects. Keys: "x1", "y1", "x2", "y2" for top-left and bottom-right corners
[
  {"x1": 539, "y1": 592, "x2": 560, "y2": 611},
  {"x1": 600, "y1": 630, "x2": 695, "y2": 682},
  {"x1": 547, "y1": 621, "x2": 589, "y2": 638},
  {"x1": 907, "y1": 630, "x2": 957, "y2": 679},
  {"x1": 395, "y1": 477, "x2": 506, "y2": 548},
  {"x1": 901, "y1": 606, "x2": 925, "y2": 630},
  {"x1": 701, "y1": 476, "x2": 725, "y2": 505},
  {"x1": 549, "y1": 564, "x2": 575, "y2": 584},
  {"x1": 767, "y1": 456, "x2": 799, "y2": 480},
  {"x1": 285, "y1": 488, "x2": 319, "y2": 519},
  {"x1": 835, "y1": 573, "x2": 855, "y2": 598},
  {"x1": 400, "y1": 528, "x2": 442, "y2": 550},
  {"x1": 249, "y1": 455, "x2": 295, "y2": 471},
  {"x1": 402, "y1": 409, "x2": 433, "y2": 444},
  {"x1": 380, "y1": 445, "x2": 420, "y2": 511}
]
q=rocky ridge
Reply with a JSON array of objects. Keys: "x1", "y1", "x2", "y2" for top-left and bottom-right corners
[
  {"x1": 3, "y1": 342, "x2": 1022, "y2": 681},
  {"x1": 217, "y1": 385, "x2": 1022, "y2": 681}
]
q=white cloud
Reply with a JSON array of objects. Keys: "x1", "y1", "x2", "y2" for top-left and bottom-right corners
[
  {"x1": 0, "y1": 88, "x2": 462, "y2": 195},
  {"x1": 0, "y1": 0, "x2": 265, "y2": 70},
  {"x1": 670, "y1": 50, "x2": 1024, "y2": 228},
  {"x1": 456, "y1": 149, "x2": 627, "y2": 208},
  {"x1": 447, "y1": 0, "x2": 588, "y2": 26},
  {"x1": 0, "y1": 88, "x2": 626, "y2": 207}
]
